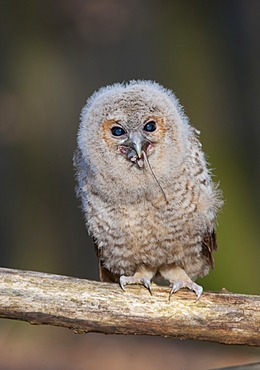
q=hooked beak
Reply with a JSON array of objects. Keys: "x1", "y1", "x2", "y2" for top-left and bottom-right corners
[
  {"x1": 118, "y1": 130, "x2": 152, "y2": 167},
  {"x1": 129, "y1": 131, "x2": 145, "y2": 158}
]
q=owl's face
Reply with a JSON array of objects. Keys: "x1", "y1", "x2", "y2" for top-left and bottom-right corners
[
  {"x1": 101, "y1": 113, "x2": 166, "y2": 168},
  {"x1": 78, "y1": 81, "x2": 190, "y2": 199}
]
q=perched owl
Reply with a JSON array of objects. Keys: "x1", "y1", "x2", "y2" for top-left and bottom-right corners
[{"x1": 74, "y1": 80, "x2": 222, "y2": 299}]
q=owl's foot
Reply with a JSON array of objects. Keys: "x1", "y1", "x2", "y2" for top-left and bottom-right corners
[
  {"x1": 119, "y1": 268, "x2": 156, "y2": 295},
  {"x1": 159, "y1": 265, "x2": 203, "y2": 301},
  {"x1": 169, "y1": 280, "x2": 203, "y2": 301},
  {"x1": 120, "y1": 275, "x2": 152, "y2": 294},
  {"x1": 120, "y1": 275, "x2": 153, "y2": 294}
]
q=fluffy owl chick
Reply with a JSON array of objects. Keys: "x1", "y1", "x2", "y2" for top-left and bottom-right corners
[{"x1": 74, "y1": 80, "x2": 222, "y2": 299}]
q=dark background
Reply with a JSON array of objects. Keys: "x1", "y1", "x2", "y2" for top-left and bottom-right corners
[{"x1": 0, "y1": 1, "x2": 259, "y2": 369}]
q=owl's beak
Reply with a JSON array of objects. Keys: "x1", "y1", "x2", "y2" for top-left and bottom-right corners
[
  {"x1": 129, "y1": 131, "x2": 145, "y2": 158},
  {"x1": 118, "y1": 131, "x2": 151, "y2": 166}
]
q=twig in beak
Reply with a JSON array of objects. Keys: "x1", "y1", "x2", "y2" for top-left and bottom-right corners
[{"x1": 142, "y1": 151, "x2": 168, "y2": 203}]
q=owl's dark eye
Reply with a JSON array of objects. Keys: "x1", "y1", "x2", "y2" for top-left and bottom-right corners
[
  {"x1": 143, "y1": 121, "x2": 157, "y2": 132},
  {"x1": 111, "y1": 126, "x2": 126, "y2": 137}
]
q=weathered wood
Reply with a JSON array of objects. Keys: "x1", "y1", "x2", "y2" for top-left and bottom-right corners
[{"x1": 0, "y1": 267, "x2": 259, "y2": 346}]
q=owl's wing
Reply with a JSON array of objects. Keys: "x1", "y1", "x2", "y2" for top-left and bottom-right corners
[
  {"x1": 94, "y1": 241, "x2": 119, "y2": 283},
  {"x1": 201, "y1": 228, "x2": 217, "y2": 269},
  {"x1": 74, "y1": 150, "x2": 119, "y2": 283}
]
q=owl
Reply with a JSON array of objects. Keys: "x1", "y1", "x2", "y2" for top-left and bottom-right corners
[{"x1": 74, "y1": 80, "x2": 222, "y2": 299}]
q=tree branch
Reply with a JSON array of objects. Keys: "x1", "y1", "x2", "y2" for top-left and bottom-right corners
[{"x1": 0, "y1": 267, "x2": 259, "y2": 346}]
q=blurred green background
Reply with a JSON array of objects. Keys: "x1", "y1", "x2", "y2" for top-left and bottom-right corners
[
  {"x1": 1, "y1": 0, "x2": 259, "y2": 293},
  {"x1": 0, "y1": 1, "x2": 259, "y2": 369}
]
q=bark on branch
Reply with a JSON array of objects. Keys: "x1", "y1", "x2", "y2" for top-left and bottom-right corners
[{"x1": 0, "y1": 267, "x2": 259, "y2": 346}]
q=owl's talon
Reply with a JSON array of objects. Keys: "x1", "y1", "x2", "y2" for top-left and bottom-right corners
[
  {"x1": 119, "y1": 276, "x2": 127, "y2": 291},
  {"x1": 169, "y1": 282, "x2": 183, "y2": 300},
  {"x1": 119, "y1": 275, "x2": 136, "y2": 291},
  {"x1": 169, "y1": 281, "x2": 203, "y2": 301},
  {"x1": 194, "y1": 285, "x2": 203, "y2": 301},
  {"x1": 140, "y1": 277, "x2": 153, "y2": 295}
]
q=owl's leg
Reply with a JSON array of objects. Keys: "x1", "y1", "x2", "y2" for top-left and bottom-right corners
[
  {"x1": 159, "y1": 265, "x2": 203, "y2": 300},
  {"x1": 119, "y1": 266, "x2": 156, "y2": 295}
]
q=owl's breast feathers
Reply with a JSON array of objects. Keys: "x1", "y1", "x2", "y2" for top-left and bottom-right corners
[{"x1": 83, "y1": 168, "x2": 218, "y2": 279}]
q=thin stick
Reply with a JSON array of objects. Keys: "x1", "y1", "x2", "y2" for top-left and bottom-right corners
[{"x1": 142, "y1": 150, "x2": 168, "y2": 203}]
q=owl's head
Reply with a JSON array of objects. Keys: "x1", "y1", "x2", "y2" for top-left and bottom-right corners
[
  {"x1": 79, "y1": 80, "x2": 190, "y2": 167},
  {"x1": 76, "y1": 80, "x2": 192, "y2": 201}
]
